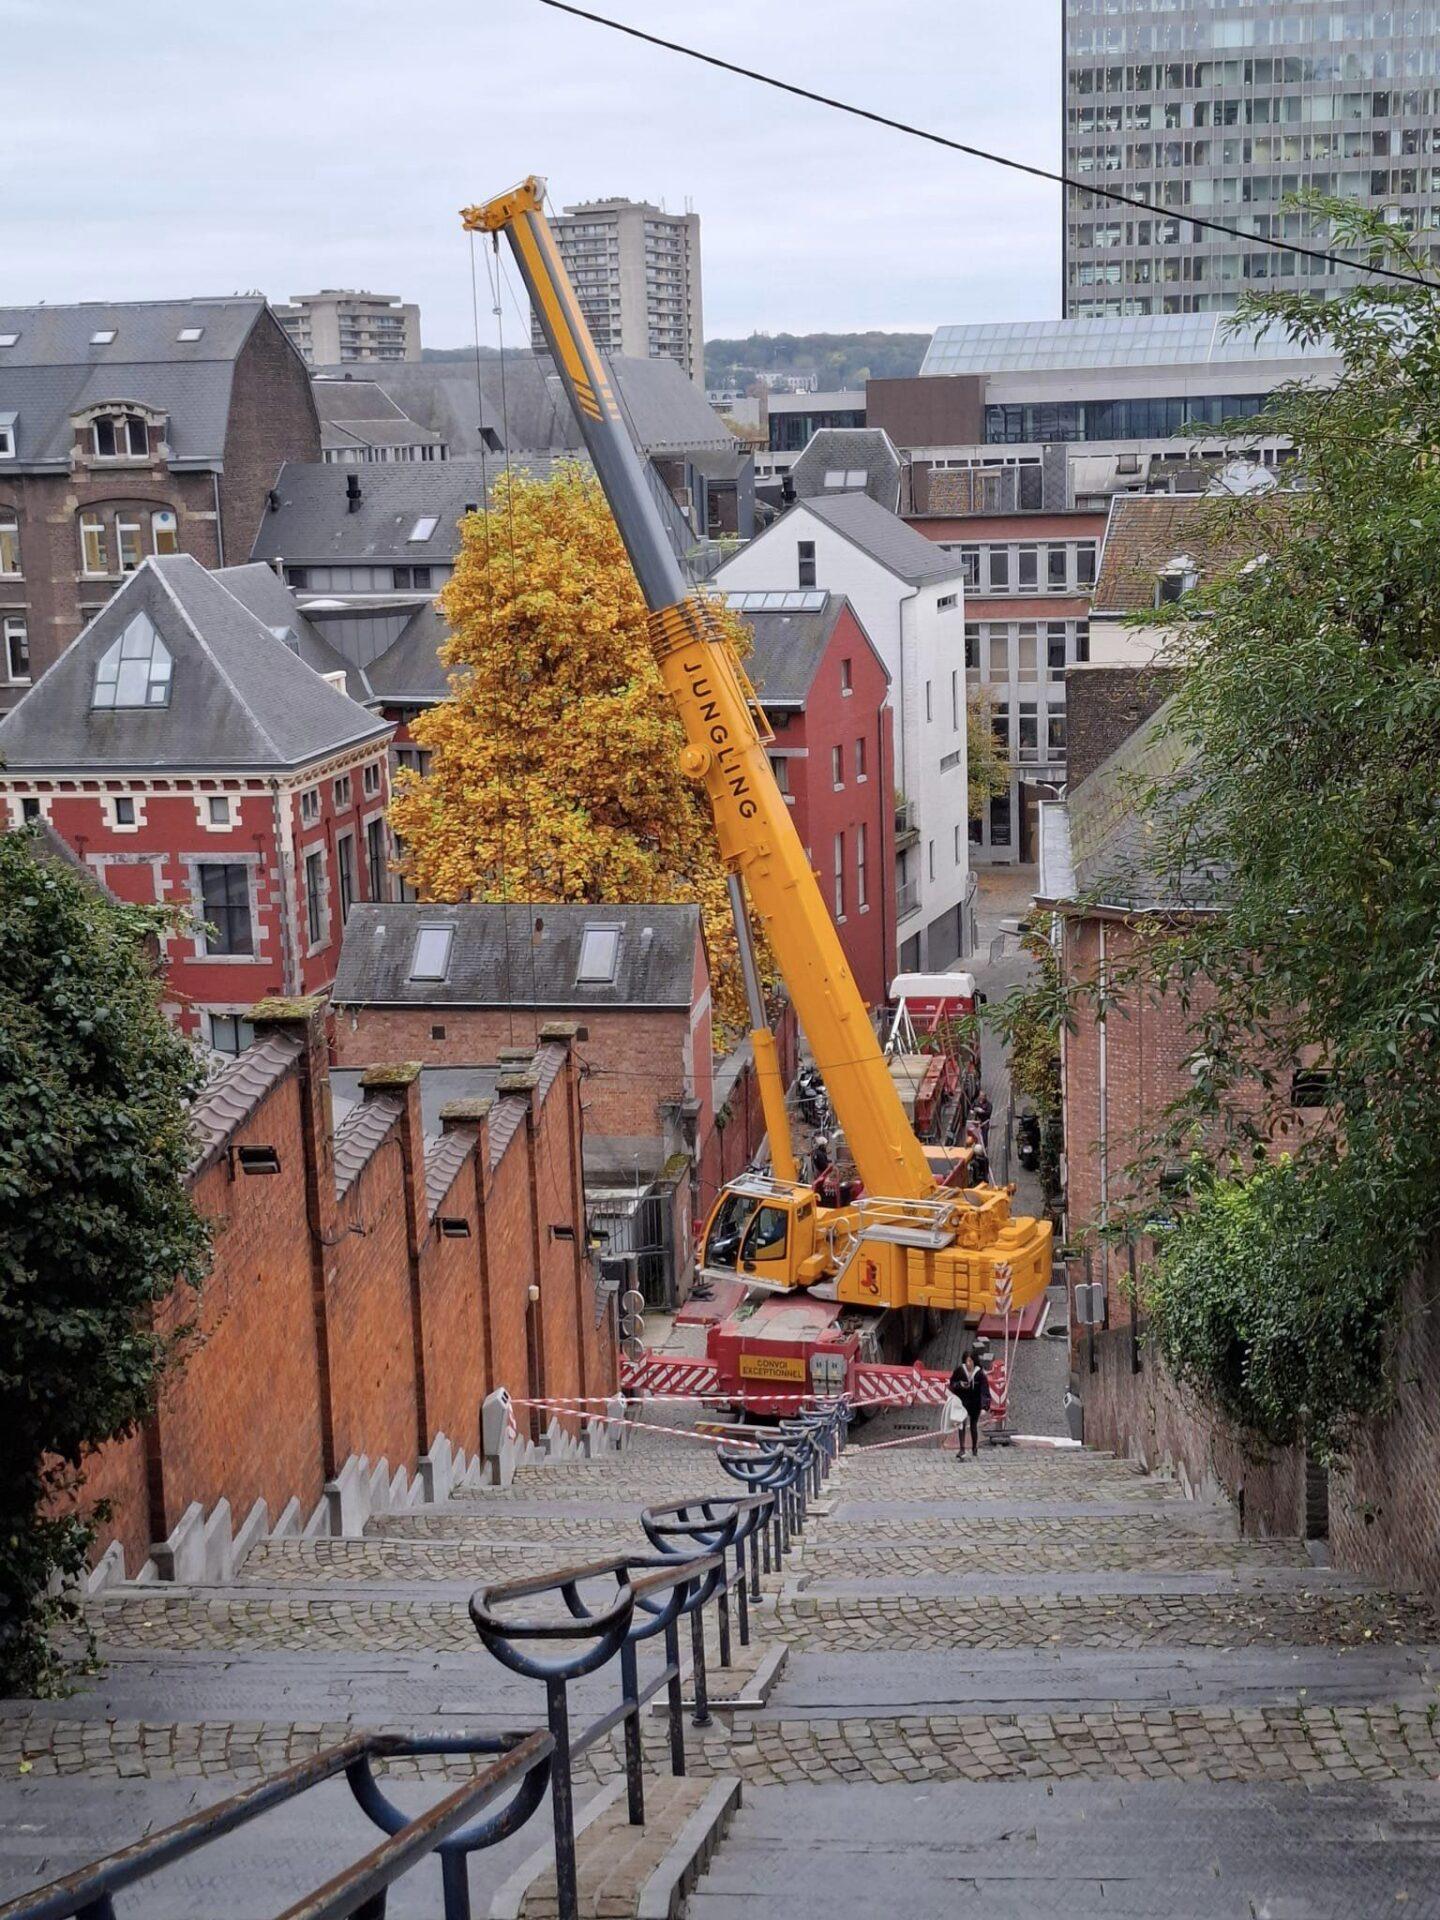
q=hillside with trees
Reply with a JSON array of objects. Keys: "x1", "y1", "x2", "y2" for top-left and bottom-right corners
[{"x1": 705, "y1": 331, "x2": 929, "y2": 390}]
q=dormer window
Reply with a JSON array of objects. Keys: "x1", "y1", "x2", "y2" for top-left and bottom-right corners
[
  {"x1": 92, "y1": 413, "x2": 149, "y2": 460},
  {"x1": 0, "y1": 411, "x2": 15, "y2": 459},
  {"x1": 1156, "y1": 554, "x2": 1199, "y2": 607},
  {"x1": 92, "y1": 612, "x2": 173, "y2": 709},
  {"x1": 576, "y1": 922, "x2": 622, "y2": 984}
]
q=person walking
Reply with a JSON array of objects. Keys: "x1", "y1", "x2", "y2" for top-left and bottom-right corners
[
  {"x1": 947, "y1": 1351, "x2": 991, "y2": 1460},
  {"x1": 971, "y1": 1088, "x2": 993, "y2": 1148}
]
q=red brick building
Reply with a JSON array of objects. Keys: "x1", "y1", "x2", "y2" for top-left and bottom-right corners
[
  {"x1": 331, "y1": 900, "x2": 713, "y2": 1155},
  {"x1": 0, "y1": 554, "x2": 392, "y2": 1052},
  {"x1": 0, "y1": 298, "x2": 320, "y2": 708},
  {"x1": 720, "y1": 589, "x2": 897, "y2": 1006},
  {"x1": 77, "y1": 998, "x2": 614, "y2": 1585}
]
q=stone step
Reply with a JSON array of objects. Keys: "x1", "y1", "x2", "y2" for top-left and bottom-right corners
[{"x1": 793, "y1": 1537, "x2": 1309, "y2": 1577}]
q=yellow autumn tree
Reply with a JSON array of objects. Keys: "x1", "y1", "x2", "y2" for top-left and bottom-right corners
[{"x1": 388, "y1": 462, "x2": 760, "y2": 1044}]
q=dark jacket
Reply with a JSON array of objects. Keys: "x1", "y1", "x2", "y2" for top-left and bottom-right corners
[{"x1": 948, "y1": 1363, "x2": 991, "y2": 1413}]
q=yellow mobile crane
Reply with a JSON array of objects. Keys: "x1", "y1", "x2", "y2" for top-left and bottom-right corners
[{"x1": 463, "y1": 181, "x2": 1050, "y2": 1377}]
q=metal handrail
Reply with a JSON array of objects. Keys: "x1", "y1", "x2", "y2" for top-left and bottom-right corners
[
  {"x1": 0, "y1": 1729, "x2": 555, "y2": 1920},
  {"x1": 470, "y1": 1548, "x2": 725, "y2": 1920},
  {"x1": 640, "y1": 1493, "x2": 774, "y2": 1659}
]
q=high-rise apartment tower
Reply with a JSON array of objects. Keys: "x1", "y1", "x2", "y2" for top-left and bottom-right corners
[{"x1": 531, "y1": 198, "x2": 705, "y2": 383}]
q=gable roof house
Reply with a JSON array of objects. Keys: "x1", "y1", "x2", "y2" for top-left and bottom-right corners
[
  {"x1": 331, "y1": 902, "x2": 716, "y2": 1278},
  {"x1": 0, "y1": 297, "x2": 320, "y2": 708},
  {"x1": 789, "y1": 427, "x2": 903, "y2": 512},
  {"x1": 714, "y1": 491, "x2": 972, "y2": 969},
  {"x1": 0, "y1": 553, "x2": 392, "y2": 1050}
]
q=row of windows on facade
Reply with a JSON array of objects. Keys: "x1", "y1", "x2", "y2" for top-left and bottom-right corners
[
  {"x1": 940, "y1": 539, "x2": 1098, "y2": 592},
  {"x1": 0, "y1": 507, "x2": 180, "y2": 582},
  {"x1": 1072, "y1": 88, "x2": 1440, "y2": 133},
  {"x1": 1070, "y1": 208, "x2": 1361, "y2": 248},
  {"x1": 1071, "y1": 128, "x2": 1438, "y2": 169},
  {"x1": 766, "y1": 731, "x2": 875, "y2": 795},
  {"x1": 984, "y1": 397, "x2": 1267, "y2": 446},
  {"x1": 965, "y1": 619, "x2": 1091, "y2": 681},
  {"x1": 283, "y1": 563, "x2": 448, "y2": 592},
  {"x1": 321, "y1": 444, "x2": 448, "y2": 466},
  {"x1": 1072, "y1": 248, "x2": 1380, "y2": 289},
  {"x1": 1069, "y1": 9, "x2": 1440, "y2": 54}
]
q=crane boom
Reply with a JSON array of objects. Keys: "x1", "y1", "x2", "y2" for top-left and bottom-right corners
[{"x1": 464, "y1": 178, "x2": 935, "y2": 1202}]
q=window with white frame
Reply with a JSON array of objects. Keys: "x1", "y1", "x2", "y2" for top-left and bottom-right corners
[
  {"x1": 1047, "y1": 545, "x2": 1069, "y2": 591},
  {"x1": 333, "y1": 773, "x2": 351, "y2": 808},
  {"x1": 798, "y1": 540, "x2": 817, "y2": 589},
  {"x1": 116, "y1": 515, "x2": 142, "y2": 572},
  {"x1": 1047, "y1": 623, "x2": 1068, "y2": 677},
  {"x1": 79, "y1": 513, "x2": 108, "y2": 574},
  {"x1": 299, "y1": 786, "x2": 320, "y2": 825},
  {"x1": 366, "y1": 816, "x2": 388, "y2": 901},
  {"x1": 767, "y1": 752, "x2": 790, "y2": 794},
  {"x1": 833, "y1": 832, "x2": 845, "y2": 919},
  {"x1": 208, "y1": 795, "x2": 230, "y2": 826},
  {"x1": 1017, "y1": 546, "x2": 1038, "y2": 592},
  {"x1": 1076, "y1": 542, "x2": 1097, "y2": 587},
  {"x1": 855, "y1": 736, "x2": 867, "y2": 780},
  {"x1": 1047, "y1": 711, "x2": 1067, "y2": 757},
  {"x1": 0, "y1": 412, "x2": 16, "y2": 459},
  {"x1": 151, "y1": 509, "x2": 178, "y2": 555},
  {"x1": 91, "y1": 613, "x2": 171, "y2": 709},
  {"x1": 987, "y1": 548, "x2": 1009, "y2": 590},
  {"x1": 855, "y1": 823, "x2": 867, "y2": 910},
  {"x1": 831, "y1": 745, "x2": 843, "y2": 787},
  {"x1": 936, "y1": 593, "x2": 958, "y2": 611},
  {"x1": 577, "y1": 922, "x2": 622, "y2": 983},
  {"x1": 362, "y1": 761, "x2": 382, "y2": 797},
  {"x1": 958, "y1": 546, "x2": 979, "y2": 588},
  {"x1": 114, "y1": 796, "x2": 135, "y2": 826},
  {"x1": 1018, "y1": 702, "x2": 1039, "y2": 760},
  {"x1": 3, "y1": 616, "x2": 29, "y2": 683},
  {"x1": 0, "y1": 517, "x2": 18, "y2": 576},
  {"x1": 951, "y1": 671, "x2": 960, "y2": 730}
]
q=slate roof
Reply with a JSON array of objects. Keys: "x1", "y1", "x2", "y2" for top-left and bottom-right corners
[
  {"x1": 309, "y1": 352, "x2": 733, "y2": 458},
  {"x1": 719, "y1": 590, "x2": 888, "y2": 707},
  {"x1": 1092, "y1": 493, "x2": 1293, "y2": 615},
  {"x1": 0, "y1": 554, "x2": 390, "y2": 773},
  {"x1": 250, "y1": 456, "x2": 572, "y2": 565},
  {"x1": 312, "y1": 375, "x2": 446, "y2": 457},
  {"x1": 798, "y1": 492, "x2": 964, "y2": 587},
  {"x1": 1048, "y1": 696, "x2": 1221, "y2": 913},
  {"x1": 360, "y1": 601, "x2": 451, "y2": 704},
  {"x1": 331, "y1": 902, "x2": 702, "y2": 1010},
  {"x1": 790, "y1": 429, "x2": 902, "y2": 512},
  {"x1": 0, "y1": 297, "x2": 274, "y2": 469},
  {"x1": 211, "y1": 562, "x2": 353, "y2": 683}
]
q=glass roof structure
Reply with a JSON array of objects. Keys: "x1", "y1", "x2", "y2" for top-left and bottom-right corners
[
  {"x1": 921, "y1": 314, "x2": 1335, "y2": 376},
  {"x1": 720, "y1": 590, "x2": 829, "y2": 612}
]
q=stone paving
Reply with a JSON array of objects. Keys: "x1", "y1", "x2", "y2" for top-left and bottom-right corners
[{"x1": 3, "y1": 1337, "x2": 1440, "y2": 1915}]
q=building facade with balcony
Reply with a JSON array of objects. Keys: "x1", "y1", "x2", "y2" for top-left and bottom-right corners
[
  {"x1": 534, "y1": 199, "x2": 704, "y2": 385},
  {"x1": 721, "y1": 589, "x2": 897, "y2": 1006},
  {"x1": 273, "y1": 291, "x2": 421, "y2": 365},
  {"x1": 714, "y1": 493, "x2": 969, "y2": 970},
  {"x1": 0, "y1": 554, "x2": 392, "y2": 1053},
  {"x1": 0, "y1": 297, "x2": 320, "y2": 711}
]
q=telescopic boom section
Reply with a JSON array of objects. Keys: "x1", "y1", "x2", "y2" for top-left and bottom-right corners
[{"x1": 463, "y1": 178, "x2": 936, "y2": 1203}]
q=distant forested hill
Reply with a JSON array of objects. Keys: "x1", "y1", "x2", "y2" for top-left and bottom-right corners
[{"x1": 705, "y1": 331, "x2": 929, "y2": 391}]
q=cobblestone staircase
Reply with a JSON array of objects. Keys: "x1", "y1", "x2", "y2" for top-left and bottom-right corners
[{"x1": 2, "y1": 1404, "x2": 1440, "y2": 1917}]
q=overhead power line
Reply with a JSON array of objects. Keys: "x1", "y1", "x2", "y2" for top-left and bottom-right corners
[{"x1": 539, "y1": 0, "x2": 1438, "y2": 294}]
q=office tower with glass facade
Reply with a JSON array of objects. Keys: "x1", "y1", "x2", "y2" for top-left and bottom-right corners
[{"x1": 1064, "y1": 0, "x2": 1440, "y2": 315}]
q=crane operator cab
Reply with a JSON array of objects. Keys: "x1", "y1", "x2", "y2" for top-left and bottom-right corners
[{"x1": 702, "y1": 1175, "x2": 820, "y2": 1291}]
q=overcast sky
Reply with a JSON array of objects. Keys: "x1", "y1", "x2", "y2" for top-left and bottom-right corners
[{"x1": 7, "y1": 0, "x2": 1063, "y2": 348}]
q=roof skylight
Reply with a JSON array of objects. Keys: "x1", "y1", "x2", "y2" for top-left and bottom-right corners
[
  {"x1": 0, "y1": 334, "x2": 17, "y2": 349},
  {"x1": 90, "y1": 329, "x2": 117, "y2": 345},
  {"x1": 92, "y1": 612, "x2": 173, "y2": 710},
  {"x1": 408, "y1": 515, "x2": 439, "y2": 543},
  {"x1": 409, "y1": 924, "x2": 454, "y2": 981},
  {"x1": 176, "y1": 327, "x2": 204, "y2": 343},
  {"x1": 576, "y1": 923, "x2": 621, "y2": 984}
]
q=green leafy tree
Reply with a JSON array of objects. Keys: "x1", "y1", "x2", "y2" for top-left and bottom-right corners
[
  {"x1": 0, "y1": 832, "x2": 210, "y2": 1692},
  {"x1": 1068, "y1": 202, "x2": 1440, "y2": 1453}
]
